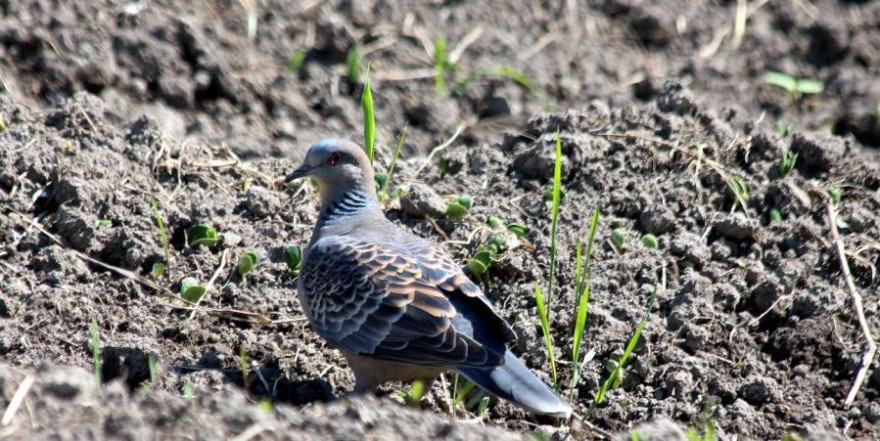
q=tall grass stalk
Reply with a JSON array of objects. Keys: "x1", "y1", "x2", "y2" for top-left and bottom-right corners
[
  {"x1": 570, "y1": 207, "x2": 600, "y2": 396},
  {"x1": 534, "y1": 284, "x2": 557, "y2": 388},
  {"x1": 386, "y1": 127, "x2": 407, "y2": 185}
]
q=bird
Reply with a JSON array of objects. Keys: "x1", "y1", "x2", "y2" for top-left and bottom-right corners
[{"x1": 284, "y1": 139, "x2": 572, "y2": 418}]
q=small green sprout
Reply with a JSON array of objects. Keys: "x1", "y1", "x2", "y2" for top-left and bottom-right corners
[
  {"x1": 764, "y1": 71, "x2": 824, "y2": 99},
  {"x1": 533, "y1": 284, "x2": 557, "y2": 388},
  {"x1": 684, "y1": 421, "x2": 717, "y2": 441},
  {"x1": 769, "y1": 208, "x2": 783, "y2": 222},
  {"x1": 397, "y1": 379, "x2": 425, "y2": 406},
  {"x1": 779, "y1": 152, "x2": 798, "y2": 178},
  {"x1": 241, "y1": 177, "x2": 253, "y2": 193},
  {"x1": 180, "y1": 277, "x2": 207, "y2": 303},
  {"x1": 446, "y1": 195, "x2": 473, "y2": 219},
  {"x1": 97, "y1": 219, "x2": 112, "y2": 228},
  {"x1": 361, "y1": 64, "x2": 374, "y2": 165},
  {"x1": 151, "y1": 198, "x2": 170, "y2": 278},
  {"x1": 776, "y1": 121, "x2": 790, "y2": 138},
  {"x1": 641, "y1": 234, "x2": 659, "y2": 249},
  {"x1": 595, "y1": 272, "x2": 661, "y2": 404},
  {"x1": 284, "y1": 245, "x2": 302, "y2": 276},
  {"x1": 238, "y1": 251, "x2": 259, "y2": 279},
  {"x1": 189, "y1": 224, "x2": 217, "y2": 248},
  {"x1": 434, "y1": 36, "x2": 448, "y2": 94},
  {"x1": 182, "y1": 382, "x2": 196, "y2": 398},
  {"x1": 148, "y1": 353, "x2": 159, "y2": 385},
  {"x1": 90, "y1": 316, "x2": 102, "y2": 393},
  {"x1": 386, "y1": 128, "x2": 407, "y2": 184},
  {"x1": 611, "y1": 228, "x2": 627, "y2": 252},
  {"x1": 288, "y1": 49, "x2": 307, "y2": 72},
  {"x1": 827, "y1": 187, "x2": 842, "y2": 205},
  {"x1": 346, "y1": 45, "x2": 361, "y2": 84},
  {"x1": 0, "y1": 113, "x2": 6, "y2": 133},
  {"x1": 467, "y1": 249, "x2": 493, "y2": 277},
  {"x1": 507, "y1": 222, "x2": 530, "y2": 238},
  {"x1": 374, "y1": 172, "x2": 388, "y2": 192},
  {"x1": 488, "y1": 216, "x2": 504, "y2": 230}
]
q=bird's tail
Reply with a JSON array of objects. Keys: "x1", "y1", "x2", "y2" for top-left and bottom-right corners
[{"x1": 458, "y1": 350, "x2": 572, "y2": 418}]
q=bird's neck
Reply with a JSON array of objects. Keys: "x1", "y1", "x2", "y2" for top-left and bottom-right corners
[{"x1": 316, "y1": 188, "x2": 380, "y2": 229}]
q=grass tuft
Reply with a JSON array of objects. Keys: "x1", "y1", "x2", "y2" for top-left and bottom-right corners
[
  {"x1": 150, "y1": 198, "x2": 169, "y2": 278},
  {"x1": 779, "y1": 152, "x2": 797, "y2": 178},
  {"x1": 764, "y1": 71, "x2": 824, "y2": 99}
]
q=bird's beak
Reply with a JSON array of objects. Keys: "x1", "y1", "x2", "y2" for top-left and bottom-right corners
[{"x1": 284, "y1": 164, "x2": 312, "y2": 182}]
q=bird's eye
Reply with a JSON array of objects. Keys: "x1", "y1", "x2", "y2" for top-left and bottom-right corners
[{"x1": 328, "y1": 152, "x2": 342, "y2": 165}]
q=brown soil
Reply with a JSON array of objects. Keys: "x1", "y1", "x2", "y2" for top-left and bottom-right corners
[{"x1": 1, "y1": 1, "x2": 879, "y2": 440}]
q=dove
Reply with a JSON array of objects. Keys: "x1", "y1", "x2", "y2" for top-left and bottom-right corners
[{"x1": 284, "y1": 139, "x2": 572, "y2": 418}]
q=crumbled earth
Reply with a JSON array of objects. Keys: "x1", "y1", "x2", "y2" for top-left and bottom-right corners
[{"x1": 2, "y1": 1, "x2": 880, "y2": 440}]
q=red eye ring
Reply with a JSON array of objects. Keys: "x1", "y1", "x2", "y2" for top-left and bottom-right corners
[{"x1": 328, "y1": 152, "x2": 342, "y2": 165}]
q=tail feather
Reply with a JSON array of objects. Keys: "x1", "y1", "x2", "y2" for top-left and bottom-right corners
[{"x1": 458, "y1": 350, "x2": 572, "y2": 418}]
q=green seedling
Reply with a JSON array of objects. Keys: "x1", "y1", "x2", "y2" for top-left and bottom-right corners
[
  {"x1": 776, "y1": 121, "x2": 790, "y2": 138},
  {"x1": 434, "y1": 36, "x2": 448, "y2": 94},
  {"x1": 446, "y1": 195, "x2": 473, "y2": 219},
  {"x1": 347, "y1": 45, "x2": 361, "y2": 84},
  {"x1": 361, "y1": 64, "x2": 375, "y2": 165},
  {"x1": 782, "y1": 433, "x2": 805, "y2": 441},
  {"x1": 284, "y1": 245, "x2": 302, "y2": 277},
  {"x1": 189, "y1": 224, "x2": 217, "y2": 248},
  {"x1": 288, "y1": 49, "x2": 307, "y2": 72},
  {"x1": 374, "y1": 172, "x2": 389, "y2": 193},
  {"x1": 151, "y1": 198, "x2": 170, "y2": 278},
  {"x1": 148, "y1": 353, "x2": 159, "y2": 385},
  {"x1": 182, "y1": 382, "x2": 196, "y2": 398},
  {"x1": 641, "y1": 234, "x2": 659, "y2": 249},
  {"x1": 488, "y1": 216, "x2": 504, "y2": 230},
  {"x1": 433, "y1": 36, "x2": 458, "y2": 95},
  {"x1": 533, "y1": 284, "x2": 557, "y2": 388},
  {"x1": 764, "y1": 71, "x2": 824, "y2": 99},
  {"x1": 611, "y1": 228, "x2": 627, "y2": 252},
  {"x1": 180, "y1": 277, "x2": 207, "y2": 303},
  {"x1": 0, "y1": 113, "x2": 6, "y2": 133},
  {"x1": 547, "y1": 128, "x2": 563, "y2": 304},
  {"x1": 725, "y1": 175, "x2": 749, "y2": 213},
  {"x1": 239, "y1": 346, "x2": 251, "y2": 390},
  {"x1": 507, "y1": 222, "x2": 529, "y2": 238},
  {"x1": 770, "y1": 208, "x2": 783, "y2": 222},
  {"x1": 467, "y1": 249, "x2": 493, "y2": 277},
  {"x1": 396, "y1": 379, "x2": 425, "y2": 406},
  {"x1": 570, "y1": 208, "x2": 599, "y2": 397},
  {"x1": 779, "y1": 152, "x2": 797, "y2": 178},
  {"x1": 238, "y1": 251, "x2": 259, "y2": 279},
  {"x1": 97, "y1": 219, "x2": 112, "y2": 228},
  {"x1": 241, "y1": 177, "x2": 253, "y2": 194},
  {"x1": 542, "y1": 187, "x2": 565, "y2": 202},
  {"x1": 827, "y1": 187, "x2": 842, "y2": 205},
  {"x1": 90, "y1": 316, "x2": 102, "y2": 393},
  {"x1": 594, "y1": 272, "x2": 661, "y2": 404},
  {"x1": 489, "y1": 66, "x2": 548, "y2": 109}
]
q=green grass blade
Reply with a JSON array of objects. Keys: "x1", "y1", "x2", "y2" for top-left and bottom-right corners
[
  {"x1": 796, "y1": 78, "x2": 824, "y2": 94},
  {"x1": 434, "y1": 36, "x2": 447, "y2": 95},
  {"x1": 347, "y1": 46, "x2": 361, "y2": 83},
  {"x1": 361, "y1": 64, "x2": 375, "y2": 165},
  {"x1": 150, "y1": 198, "x2": 169, "y2": 264},
  {"x1": 547, "y1": 128, "x2": 563, "y2": 305},
  {"x1": 387, "y1": 127, "x2": 407, "y2": 185},
  {"x1": 534, "y1": 285, "x2": 557, "y2": 388},
  {"x1": 570, "y1": 207, "x2": 600, "y2": 396},
  {"x1": 594, "y1": 271, "x2": 661, "y2": 404}
]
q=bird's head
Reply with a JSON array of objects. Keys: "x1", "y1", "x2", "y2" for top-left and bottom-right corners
[{"x1": 284, "y1": 139, "x2": 377, "y2": 201}]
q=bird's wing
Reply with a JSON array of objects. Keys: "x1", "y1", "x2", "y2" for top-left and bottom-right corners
[{"x1": 301, "y1": 235, "x2": 509, "y2": 368}]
